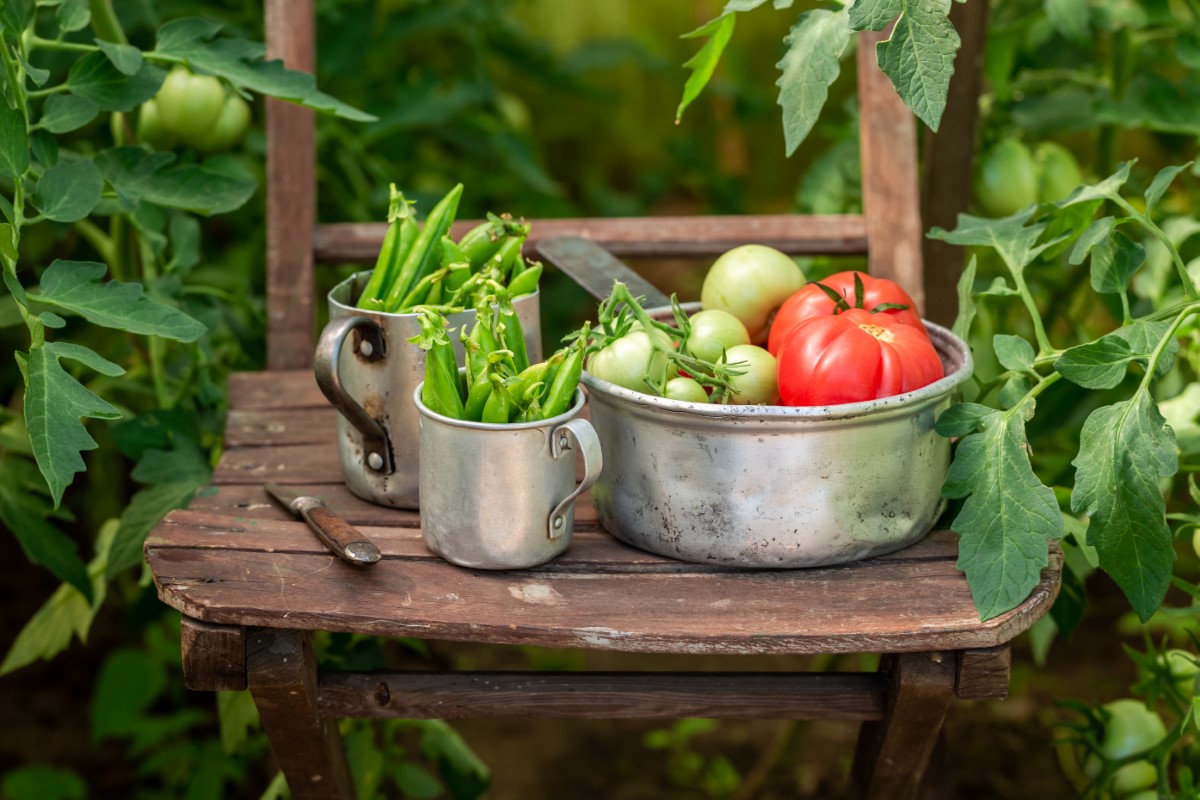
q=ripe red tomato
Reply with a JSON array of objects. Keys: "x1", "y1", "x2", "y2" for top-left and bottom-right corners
[
  {"x1": 767, "y1": 271, "x2": 927, "y2": 356},
  {"x1": 776, "y1": 308, "x2": 944, "y2": 406}
]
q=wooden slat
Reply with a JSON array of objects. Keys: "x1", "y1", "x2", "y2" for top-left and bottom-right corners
[
  {"x1": 214, "y1": 443, "x2": 341, "y2": 485},
  {"x1": 181, "y1": 617, "x2": 246, "y2": 691},
  {"x1": 316, "y1": 671, "x2": 886, "y2": 720},
  {"x1": 226, "y1": 407, "x2": 338, "y2": 447},
  {"x1": 228, "y1": 371, "x2": 325, "y2": 411},
  {"x1": 265, "y1": 0, "x2": 317, "y2": 370},
  {"x1": 313, "y1": 215, "x2": 870, "y2": 264},
  {"x1": 857, "y1": 29, "x2": 925, "y2": 314}
]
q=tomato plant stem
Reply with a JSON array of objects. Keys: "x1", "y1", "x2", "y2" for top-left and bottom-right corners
[
  {"x1": 1008, "y1": 267, "x2": 1055, "y2": 355},
  {"x1": 1137, "y1": 307, "x2": 1197, "y2": 397},
  {"x1": 1114, "y1": 196, "x2": 1200, "y2": 301},
  {"x1": 28, "y1": 37, "x2": 96, "y2": 53}
]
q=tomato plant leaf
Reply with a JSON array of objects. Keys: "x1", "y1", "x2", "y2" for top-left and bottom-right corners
[
  {"x1": 1069, "y1": 216, "x2": 1116, "y2": 265},
  {"x1": 1058, "y1": 161, "x2": 1132, "y2": 207},
  {"x1": 928, "y1": 209, "x2": 1050, "y2": 274},
  {"x1": 32, "y1": 158, "x2": 103, "y2": 222},
  {"x1": 153, "y1": 18, "x2": 375, "y2": 122},
  {"x1": 675, "y1": 14, "x2": 737, "y2": 123},
  {"x1": 993, "y1": 334, "x2": 1035, "y2": 372},
  {"x1": 34, "y1": 94, "x2": 100, "y2": 134},
  {"x1": 1111, "y1": 319, "x2": 1179, "y2": 378},
  {"x1": 1089, "y1": 231, "x2": 1145, "y2": 294},
  {"x1": 16, "y1": 51, "x2": 49, "y2": 87},
  {"x1": 1055, "y1": 336, "x2": 1137, "y2": 389},
  {"x1": 0, "y1": 0, "x2": 33, "y2": 36},
  {"x1": 54, "y1": 0, "x2": 89, "y2": 33},
  {"x1": 775, "y1": 7, "x2": 850, "y2": 155},
  {"x1": 67, "y1": 51, "x2": 164, "y2": 112},
  {"x1": 0, "y1": 97, "x2": 30, "y2": 178},
  {"x1": 1044, "y1": 0, "x2": 1090, "y2": 43},
  {"x1": 217, "y1": 690, "x2": 260, "y2": 756},
  {"x1": 951, "y1": 256, "x2": 977, "y2": 340},
  {"x1": 95, "y1": 39, "x2": 143, "y2": 76},
  {"x1": 935, "y1": 401, "x2": 995, "y2": 438},
  {"x1": 1144, "y1": 162, "x2": 1192, "y2": 211},
  {"x1": 94, "y1": 146, "x2": 256, "y2": 216},
  {"x1": 0, "y1": 463, "x2": 92, "y2": 601},
  {"x1": 1071, "y1": 392, "x2": 1177, "y2": 622},
  {"x1": 90, "y1": 648, "x2": 167, "y2": 741},
  {"x1": 23, "y1": 342, "x2": 125, "y2": 507},
  {"x1": 849, "y1": 0, "x2": 959, "y2": 131},
  {"x1": 33, "y1": 260, "x2": 207, "y2": 341},
  {"x1": 942, "y1": 408, "x2": 1060, "y2": 621}
]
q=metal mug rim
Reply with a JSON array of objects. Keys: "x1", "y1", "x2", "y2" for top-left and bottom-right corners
[
  {"x1": 328, "y1": 270, "x2": 540, "y2": 318},
  {"x1": 413, "y1": 384, "x2": 586, "y2": 431}
]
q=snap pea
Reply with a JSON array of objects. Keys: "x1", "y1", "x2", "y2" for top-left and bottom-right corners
[
  {"x1": 442, "y1": 236, "x2": 473, "y2": 293},
  {"x1": 540, "y1": 340, "x2": 584, "y2": 420},
  {"x1": 458, "y1": 217, "x2": 507, "y2": 268},
  {"x1": 494, "y1": 292, "x2": 528, "y2": 373},
  {"x1": 384, "y1": 183, "x2": 463, "y2": 312},
  {"x1": 463, "y1": 367, "x2": 494, "y2": 422},
  {"x1": 357, "y1": 185, "x2": 416, "y2": 310},
  {"x1": 488, "y1": 234, "x2": 525, "y2": 281},
  {"x1": 481, "y1": 373, "x2": 517, "y2": 423},
  {"x1": 396, "y1": 267, "x2": 448, "y2": 313},
  {"x1": 409, "y1": 309, "x2": 464, "y2": 419},
  {"x1": 507, "y1": 262, "x2": 542, "y2": 298}
]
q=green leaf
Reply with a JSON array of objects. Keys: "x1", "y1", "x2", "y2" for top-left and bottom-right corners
[
  {"x1": 1144, "y1": 162, "x2": 1192, "y2": 212},
  {"x1": 55, "y1": 0, "x2": 89, "y2": 32},
  {"x1": 993, "y1": 334, "x2": 1035, "y2": 372},
  {"x1": 394, "y1": 764, "x2": 443, "y2": 800},
  {"x1": 1178, "y1": 30, "x2": 1200, "y2": 71},
  {"x1": 849, "y1": 0, "x2": 960, "y2": 131},
  {"x1": 0, "y1": 521, "x2": 113, "y2": 676},
  {"x1": 928, "y1": 208, "x2": 1050, "y2": 274},
  {"x1": 775, "y1": 8, "x2": 850, "y2": 155},
  {"x1": 16, "y1": 51, "x2": 50, "y2": 86},
  {"x1": 1071, "y1": 392, "x2": 1177, "y2": 621},
  {"x1": 0, "y1": 471, "x2": 91, "y2": 600},
  {"x1": 0, "y1": 222, "x2": 16, "y2": 260},
  {"x1": 943, "y1": 409, "x2": 1060, "y2": 621},
  {"x1": 978, "y1": 277, "x2": 1020, "y2": 296},
  {"x1": 1112, "y1": 319, "x2": 1179, "y2": 378},
  {"x1": 419, "y1": 720, "x2": 491, "y2": 797},
  {"x1": 935, "y1": 402, "x2": 995, "y2": 438},
  {"x1": 34, "y1": 260, "x2": 207, "y2": 341},
  {"x1": 1069, "y1": 216, "x2": 1116, "y2": 266},
  {"x1": 67, "y1": 52, "x2": 164, "y2": 112},
  {"x1": 168, "y1": 212, "x2": 201, "y2": 272},
  {"x1": 23, "y1": 341, "x2": 124, "y2": 507},
  {"x1": 0, "y1": 97, "x2": 30, "y2": 178},
  {"x1": 675, "y1": 14, "x2": 736, "y2": 123},
  {"x1": 1044, "y1": 0, "x2": 1090, "y2": 43},
  {"x1": 94, "y1": 146, "x2": 256, "y2": 215},
  {"x1": 107, "y1": 481, "x2": 200, "y2": 577},
  {"x1": 30, "y1": 129, "x2": 57, "y2": 168},
  {"x1": 153, "y1": 18, "x2": 374, "y2": 122},
  {"x1": 1, "y1": 765, "x2": 86, "y2": 800},
  {"x1": 95, "y1": 39, "x2": 143, "y2": 76},
  {"x1": 35, "y1": 94, "x2": 100, "y2": 134},
  {"x1": 130, "y1": 444, "x2": 210, "y2": 484},
  {"x1": 90, "y1": 648, "x2": 167, "y2": 741},
  {"x1": 1055, "y1": 336, "x2": 1137, "y2": 389},
  {"x1": 0, "y1": 0, "x2": 33, "y2": 36},
  {"x1": 33, "y1": 159, "x2": 104, "y2": 222},
  {"x1": 1090, "y1": 230, "x2": 1145, "y2": 294},
  {"x1": 1057, "y1": 161, "x2": 1132, "y2": 207},
  {"x1": 217, "y1": 690, "x2": 260, "y2": 755},
  {"x1": 952, "y1": 256, "x2": 977, "y2": 340}
]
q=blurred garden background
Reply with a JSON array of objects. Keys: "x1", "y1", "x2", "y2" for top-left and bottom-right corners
[{"x1": 2, "y1": 0, "x2": 1198, "y2": 798}]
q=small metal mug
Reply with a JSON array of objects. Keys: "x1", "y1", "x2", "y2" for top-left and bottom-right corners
[
  {"x1": 413, "y1": 385, "x2": 602, "y2": 569},
  {"x1": 314, "y1": 272, "x2": 541, "y2": 509}
]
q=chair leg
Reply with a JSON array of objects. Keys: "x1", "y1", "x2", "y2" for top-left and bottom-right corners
[
  {"x1": 247, "y1": 628, "x2": 355, "y2": 800},
  {"x1": 850, "y1": 652, "x2": 956, "y2": 800}
]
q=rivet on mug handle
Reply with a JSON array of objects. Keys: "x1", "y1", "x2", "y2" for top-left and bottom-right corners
[
  {"x1": 314, "y1": 315, "x2": 395, "y2": 475},
  {"x1": 547, "y1": 417, "x2": 603, "y2": 540}
]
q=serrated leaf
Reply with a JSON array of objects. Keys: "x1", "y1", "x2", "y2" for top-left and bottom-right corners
[
  {"x1": 95, "y1": 39, "x2": 143, "y2": 76},
  {"x1": 928, "y1": 208, "x2": 1049, "y2": 273},
  {"x1": 994, "y1": 334, "x2": 1035, "y2": 372},
  {"x1": 0, "y1": 98, "x2": 30, "y2": 178},
  {"x1": 1044, "y1": 0, "x2": 1090, "y2": 43},
  {"x1": 35, "y1": 94, "x2": 100, "y2": 134},
  {"x1": 154, "y1": 18, "x2": 374, "y2": 122},
  {"x1": 1144, "y1": 162, "x2": 1192, "y2": 211},
  {"x1": 1055, "y1": 335, "x2": 1137, "y2": 389},
  {"x1": 16, "y1": 51, "x2": 49, "y2": 86},
  {"x1": 850, "y1": 0, "x2": 959, "y2": 131},
  {"x1": 943, "y1": 410, "x2": 1060, "y2": 620},
  {"x1": 952, "y1": 256, "x2": 977, "y2": 340},
  {"x1": 1090, "y1": 230, "x2": 1145, "y2": 294},
  {"x1": 935, "y1": 401, "x2": 995, "y2": 438},
  {"x1": 775, "y1": 8, "x2": 850, "y2": 155},
  {"x1": 55, "y1": 0, "x2": 88, "y2": 32},
  {"x1": 23, "y1": 342, "x2": 124, "y2": 506},
  {"x1": 1071, "y1": 392, "x2": 1177, "y2": 621},
  {"x1": 0, "y1": 463, "x2": 92, "y2": 600},
  {"x1": 1069, "y1": 216, "x2": 1117, "y2": 265},
  {"x1": 32, "y1": 158, "x2": 103, "y2": 222},
  {"x1": 34, "y1": 260, "x2": 207, "y2": 341},
  {"x1": 67, "y1": 52, "x2": 164, "y2": 112},
  {"x1": 1112, "y1": 319, "x2": 1179, "y2": 378},
  {"x1": 675, "y1": 14, "x2": 736, "y2": 123},
  {"x1": 93, "y1": 146, "x2": 255, "y2": 216},
  {"x1": 1058, "y1": 162, "x2": 1133, "y2": 207},
  {"x1": 978, "y1": 277, "x2": 1020, "y2": 296}
]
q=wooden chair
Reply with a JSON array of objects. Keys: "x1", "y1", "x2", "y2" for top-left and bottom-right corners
[{"x1": 145, "y1": 3, "x2": 1062, "y2": 798}]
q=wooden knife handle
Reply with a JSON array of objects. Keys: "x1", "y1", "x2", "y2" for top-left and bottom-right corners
[{"x1": 303, "y1": 505, "x2": 381, "y2": 564}]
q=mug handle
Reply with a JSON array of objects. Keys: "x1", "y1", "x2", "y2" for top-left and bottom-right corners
[
  {"x1": 547, "y1": 417, "x2": 603, "y2": 540},
  {"x1": 313, "y1": 315, "x2": 394, "y2": 474}
]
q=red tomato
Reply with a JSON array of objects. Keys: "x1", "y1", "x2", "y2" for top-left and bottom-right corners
[
  {"x1": 776, "y1": 308, "x2": 944, "y2": 406},
  {"x1": 767, "y1": 271, "x2": 927, "y2": 356}
]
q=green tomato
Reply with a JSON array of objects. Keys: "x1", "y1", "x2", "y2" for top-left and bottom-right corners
[
  {"x1": 701, "y1": 245, "x2": 805, "y2": 344},
  {"x1": 1098, "y1": 700, "x2": 1167, "y2": 761},
  {"x1": 185, "y1": 94, "x2": 252, "y2": 152},
  {"x1": 719, "y1": 344, "x2": 778, "y2": 405},
  {"x1": 1111, "y1": 760, "x2": 1157, "y2": 796},
  {"x1": 974, "y1": 138, "x2": 1038, "y2": 217},
  {"x1": 586, "y1": 331, "x2": 659, "y2": 393},
  {"x1": 134, "y1": 99, "x2": 176, "y2": 150},
  {"x1": 1036, "y1": 142, "x2": 1084, "y2": 204},
  {"x1": 664, "y1": 376, "x2": 708, "y2": 404},
  {"x1": 1162, "y1": 649, "x2": 1199, "y2": 696},
  {"x1": 155, "y1": 67, "x2": 226, "y2": 139},
  {"x1": 685, "y1": 309, "x2": 750, "y2": 363}
]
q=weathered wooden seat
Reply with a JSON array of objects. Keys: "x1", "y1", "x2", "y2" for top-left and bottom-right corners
[{"x1": 145, "y1": 3, "x2": 1057, "y2": 798}]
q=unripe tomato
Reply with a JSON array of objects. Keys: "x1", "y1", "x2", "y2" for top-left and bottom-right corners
[
  {"x1": 664, "y1": 376, "x2": 708, "y2": 403},
  {"x1": 1098, "y1": 700, "x2": 1166, "y2": 761},
  {"x1": 719, "y1": 344, "x2": 778, "y2": 405},
  {"x1": 701, "y1": 244, "x2": 805, "y2": 344},
  {"x1": 155, "y1": 67, "x2": 226, "y2": 139},
  {"x1": 684, "y1": 309, "x2": 750, "y2": 362},
  {"x1": 134, "y1": 100, "x2": 176, "y2": 150},
  {"x1": 1084, "y1": 756, "x2": 1157, "y2": 796},
  {"x1": 1161, "y1": 649, "x2": 1199, "y2": 696},
  {"x1": 586, "y1": 331, "x2": 660, "y2": 394},
  {"x1": 185, "y1": 94, "x2": 251, "y2": 152},
  {"x1": 974, "y1": 138, "x2": 1038, "y2": 217},
  {"x1": 1035, "y1": 142, "x2": 1084, "y2": 203}
]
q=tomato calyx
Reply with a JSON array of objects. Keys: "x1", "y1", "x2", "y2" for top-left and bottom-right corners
[{"x1": 810, "y1": 272, "x2": 911, "y2": 316}]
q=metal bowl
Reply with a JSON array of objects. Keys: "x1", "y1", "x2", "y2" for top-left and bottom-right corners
[{"x1": 581, "y1": 309, "x2": 973, "y2": 568}]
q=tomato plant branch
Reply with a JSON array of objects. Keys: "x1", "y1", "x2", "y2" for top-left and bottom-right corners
[
  {"x1": 26, "y1": 84, "x2": 70, "y2": 98},
  {"x1": 1137, "y1": 307, "x2": 1197, "y2": 397},
  {"x1": 27, "y1": 36, "x2": 96, "y2": 54},
  {"x1": 1113, "y1": 195, "x2": 1200, "y2": 301},
  {"x1": 1006, "y1": 264, "x2": 1055, "y2": 356}
]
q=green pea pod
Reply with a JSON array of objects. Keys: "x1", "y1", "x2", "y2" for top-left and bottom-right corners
[
  {"x1": 540, "y1": 334, "x2": 587, "y2": 420},
  {"x1": 357, "y1": 185, "x2": 416, "y2": 310},
  {"x1": 481, "y1": 373, "x2": 516, "y2": 423},
  {"x1": 495, "y1": 293, "x2": 528, "y2": 373},
  {"x1": 507, "y1": 262, "x2": 542, "y2": 297},
  {"x1": 514, "y1": 381, "x2": 546, "y2": 422},
  {"x1": 488, "y1": 234, "x2": 525, "y2": 281},
  {"x1": 409, "y1": 309, "x2": 464, "y2": 419},
  {"x1": 426, "y1": 278, "x2": 444, "y2": 307},
  {"x1": 507, "y1": 361, "x2": 550, "y2": 406},
  {"x1": 463, "y1": 368, "x2": 494, "y2": 421},
  {"x1": 396, "y1": 267, "x2": 448, "y2": 313},
  {"x1": 458, "y1": 218, "x2": 506, "y2": 268},
  {"x1": 384, "y1": 183, "x2": 463, "y2": 312}
]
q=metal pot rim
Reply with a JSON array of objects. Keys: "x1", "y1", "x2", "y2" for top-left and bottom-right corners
[
  {"x1": 413, "y1": 384, "x2": 586, "y2": 431},
  {"x1": 582, "y1": 318, "x2": 973, "y2": 422},
  {"x1": 328, "y1": 270, "x2": 540, "y2": 318}
]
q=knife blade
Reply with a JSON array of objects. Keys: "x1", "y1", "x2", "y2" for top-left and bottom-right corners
[{"x1": 264, "y1": 483, "x2": 381, "y2": 565}]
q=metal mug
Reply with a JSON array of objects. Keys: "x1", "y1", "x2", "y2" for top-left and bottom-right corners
[
  {"x1": 314, "y1": 272, "x2": 541, "y2": 509},
  {"x1": 413, "y1": 385, "x2": 602, "y2": 569}
]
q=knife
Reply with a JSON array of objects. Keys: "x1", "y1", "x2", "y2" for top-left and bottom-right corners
[{"x1": 264, "y1": 483, "x2": 382, "y2": 565}]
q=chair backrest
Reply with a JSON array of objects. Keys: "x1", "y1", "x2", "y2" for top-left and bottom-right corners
[{"x1": 262, "y1": 0, "x2": 923, "y2": 370}]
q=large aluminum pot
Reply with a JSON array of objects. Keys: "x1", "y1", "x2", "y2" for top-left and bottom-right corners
[
  {"x1": 582, "y1": 308, "x2": 972, "y2": 568},
  {"x1": 314, "y1": 272, "x2": 541, "y2": 509}
]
